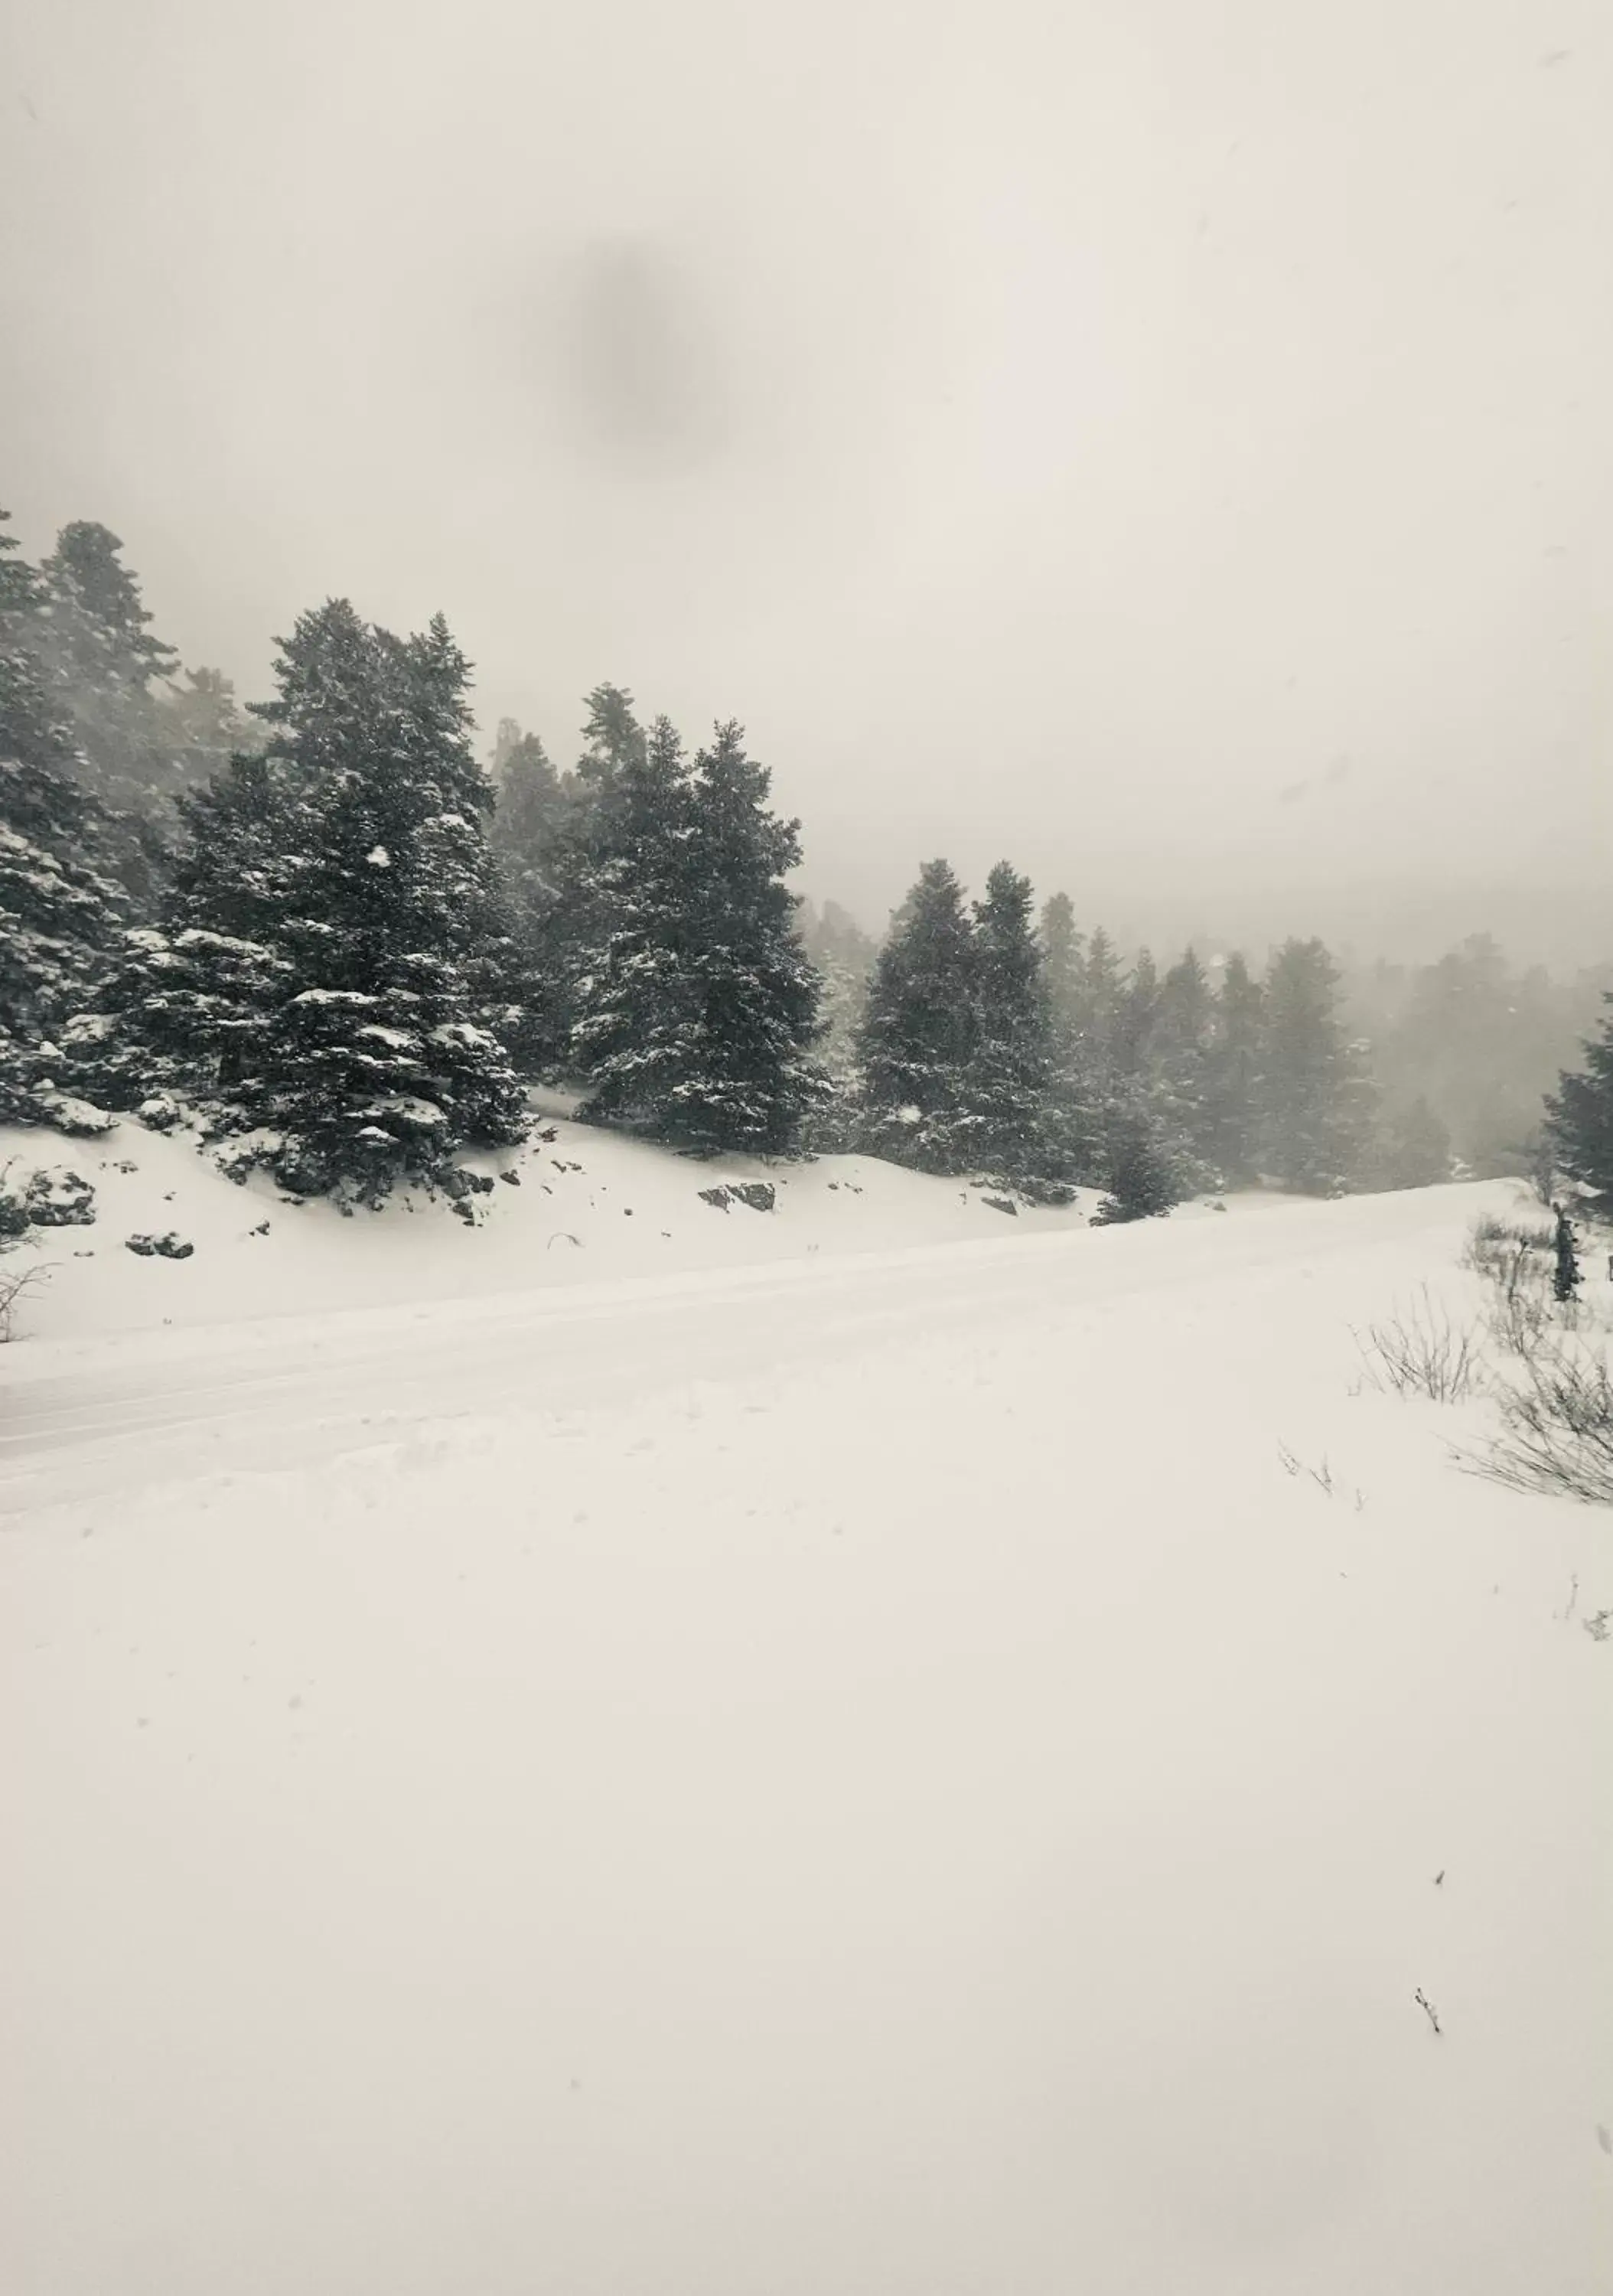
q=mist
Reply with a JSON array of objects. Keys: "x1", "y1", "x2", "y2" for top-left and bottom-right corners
[{"x1": 3, "y1": 0, "x2": 1608, "y2": 960}]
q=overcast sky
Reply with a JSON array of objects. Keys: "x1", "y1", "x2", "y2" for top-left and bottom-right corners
[{"x1": 3, "y1": 0, "x2": 1608, "y2": 960}]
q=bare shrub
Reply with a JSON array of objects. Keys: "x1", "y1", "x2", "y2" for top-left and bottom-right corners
[
  {"x1": 1355, "y1": 1287, "x2": 1484, "y2": 1403},
  {"x1": 1461, "y1": 1212, "x2": 1553, "y2": 1284},
  {"x1": 1486, "y1": 1271, "x2": 1553, "y2": 1358},
  {"x1": 1475, "y1": 1333, "x2": 1613, "y2": 1506},
  {"x1": 0, "y1": 1257, "x2": 49, "y2": 1344}
]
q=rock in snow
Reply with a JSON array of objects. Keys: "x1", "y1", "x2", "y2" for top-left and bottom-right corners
[
  {"x1": 123, "y1": 1231, "x2": 194, "y2": 1261},
  {"x1": 23, "y1": 1168, "x2": 96, "y2": 1227}
]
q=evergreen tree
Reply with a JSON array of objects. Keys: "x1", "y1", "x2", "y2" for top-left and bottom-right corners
[
  {"x1": 488, "y1": 723, "x2": 569, "y2": 1071},
  {"x1": 1154, "y1": 946, "x2": 1214, "y2": 1174},
  {"x1": 0, "y1": 505, "x2": 44, "y2": 618},
  {"x1": 966, "y1": 862, "x2": 1057, "y2": 1184},
  {"x1": 658, "y1": 721, "x2": 825, "y2": 1152},
  {"x1": 1111, "y1": 946, "x2": 1160, "y2": 1081},
  {"x1": 4, "y1": 517, "x2": 236, "y2": 901},
  {"x1": 797, "y1": 898, "x2": 877, "y2": 1146},
  {"x1": 1039, "y1": 892, "x2": 1083, "y2": 1035},
  {"x1": 576, "y1": 680, "x2": 648, "y2": 786},
  {"x1": 1371, "y1": 1095, "x2": 1452, "y2": 1191},
  {"x1": 569, "y1": 716, "x2": 825, "y2": 1153},
  {"x1": 1203, "y1": 951, "x2": 1264, "y2": 1185},
  {"x1": 83, "y1": 600, "x2": 527, "y2": 1194},
  {"x1": 41, "y1": 521, "x2": 181, "y2": 690},
  {"x1": 0, "y1": 641, "x2": 129, "y2": 1127},
  {"x1": 165, "y1": 665, "x2": 256, "y2": 786},
  {"x1": 492, "y1": 727, "x2": 565, "y2": 891},
  {"x1": 29, "y1": 522, "x2": 186, "y2": 827},
  {"x1": 1547, "y1": 994, "x2": 1613, "y2": 1201},
  {"x1": 535, "y1": 683, "x2": 650, "y2": 1055},
  {"x1": 569, "y1": 712, "x2": 699, "y2": 1126},
  {"x1": 1091, "y1": 1108, "x2": 1180, "y2": 1223},
  {"x1": 856, "y1": 859, "x2": 979, "y2": 1169},
  {"x1": 1259, "y1": 938, "x2": 1370, "y2": 1194},
  {"x1": 1038, "y1": 890, "x2": 1106, "y2": 1185},
  {"x1": 1068, "y1": 925, "x2": 1125, "y2": 1104}
]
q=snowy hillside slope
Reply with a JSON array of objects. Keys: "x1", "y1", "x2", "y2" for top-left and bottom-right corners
[
  {"x1": 0, "y1": 1099, "x2": 1144, "y2": 1343},
  {"x1": 3, "y1": 1176, "x2": 1609, "y2": 2294}
]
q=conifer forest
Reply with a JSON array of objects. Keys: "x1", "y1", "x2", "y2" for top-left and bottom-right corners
[{"x1": 6, "y1": 505, "x2": 1608, "y2": 1221}]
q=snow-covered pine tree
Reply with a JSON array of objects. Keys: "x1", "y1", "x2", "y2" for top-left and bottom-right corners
[
  {"x1": 569, "y1": 712, "x2": 700, "y2": 1129},
  {"x1": 592, "y1": 718, "x2": 825, "y2": 1154},
  {"x1": 492, "y1": 726, "x2": 565, "y2": 895},
  {"x1": 965, "y1": 862, "x2": 1061, "y2": 1189},
  {"x1": 1202, "y1": 951, "x2": 1264, "y2": 1186},
  {"x1": 41, "y1": 520, "x2": 180, "y2": 690},
  {"x1": 12, "y1": 517, "x2": 239, "y2": 901},
  {"x1": 1259, "y1": 937, "x2": 1370, "y2": 1194},
  {"x1": 1034, "y1": 893, "x2": 1106, "y2": 1187},
  {"x1": 1111, "y1": 945, "x2": 1160, "y2": 1082},
  {"x1": 796, "y1": 898, "x2": 877, "y2": 1148},
  {"x1": 256, "y1": 606, "x2": 527, "y2": 1189},
  {"x1": 1090, "y1": 1107, "x2": 1180, "y2": 1223},
  {"x1": 67, "y1": 747, "x2": 309, "y2": 1115},
  {"x1": 1153, "y1": 946, "x2": 1214, "y2": 1179},
  {"x1": 31, "y1": 522, "x2": 184, "y2": 828},
  {"x1": 0, "y1": 634, "x2": 129, "y2": 1128},
  {"x1": 855, "y1": 859, "x2": 979, "y2": 1170},
  {"x1": 0, "y1": 505, "x2": 44, "y2": 621},
  {"x1": 1039, "y1": 893, "x2": 1083, "y2": 1035},
  {"x1": 84, "y1": 601, "x2": 527, "y2": 1194},
  {"x1": 1547, "y1": 993, "x2": 1613, "y2": 1202},
  {"x1": 489, "y1": 722, "x2": 572, "y2": 1071},
  {"x1": 535, "y1": 683, "x2": 654, "y2": 1059},
  {"x1": 1075, "y1": 925, "x2": 1125, "y2": 1091}
]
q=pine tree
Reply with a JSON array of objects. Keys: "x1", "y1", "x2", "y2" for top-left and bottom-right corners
[
  {"x1": 0, "y1": 641, "x2": 129, "y2": 1128},
  {"x1": 668, "y1": 721, "x2": 825, "y2": 1153},
  {"x1": 856, "y1": 859, "x2": 979, "y2": 1169},
  {"x1": 1372, "y1": 1095, "x2": 1452, "y2": 1191},
  {"x1": 30, "y1": 522, "x2": 187, "y2": 827},
  {"x1": 1111, "y1": 946, "x2": 1160, "y2": 1082},
  {"x1": 1259, "y1": 938, "x2": 1370, "y2": 1194},
  {"x1": 3, "y1": 517, "x2": 233, "y2": 903},
  {"x1": 70, "y1": 748, "x2": 311, "y2": 1114},
  {"x1": 0, "y1": 506, "x2": 44, "y2": 619},
  {"x1": 1039, "y1": 893, "x2": 1083, "y2": 1035},
  {"x1": 797, "y1": 898, "x2": 877, "y2": 1146},
  {"x1": 493, "y1": 727, "x2": 565, "y2": 893},
  {"x1": 1203, "y1": 951, "x2": 1264, "y2": 1185},
  {"x1": 488, "y1": 722, "x2": 569, "y2": 1071},
  {"x1": 83, "y1": 601, "x2": 527, "y2": 1195},
  {"x1": 966, "y1": 862, "x2": 1058, "y2": 1186},
  {"x1": 569, "y1": 712, "x2": 699, "y2": 1127},
  {"x1": 1091, "y1": 1108, "x2": 1180, "y2": 1223},
  {"x1": 41, "y1": 521, "x2": 181, "y2": 690},
  {"x1": 1075, "y1": 925, "x2": 1124, "y2": 1091},
  {"x1": 1154, "y1": 946, "x2": 1214, "y2": 1175},
  {"x1": 1548, "y1": 993, "x2": 1613, "y2": 1201},
  {"x1": 1036, "y1": 895, "x2": 1106, "y2": 1183}
]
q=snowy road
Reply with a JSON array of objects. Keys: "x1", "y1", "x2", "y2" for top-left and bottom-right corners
[{"x1": 2, "y1": 1184, "x2": 1482, "y2": 1509}]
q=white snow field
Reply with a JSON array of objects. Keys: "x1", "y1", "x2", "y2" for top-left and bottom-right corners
[{"x1": 2, "y1": 1143, "x2": 1610, "y2": 2294}]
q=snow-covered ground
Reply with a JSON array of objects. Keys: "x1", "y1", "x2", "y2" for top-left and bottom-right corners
[
  {"x1": 0, "y1": 1101, "x2": 1132, "y2": 1343},
  {"x1": 2, "y1": 1153, "x2": 1609, "y2": 2293}
]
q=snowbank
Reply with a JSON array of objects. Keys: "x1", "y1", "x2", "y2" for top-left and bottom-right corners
[{"x1": 0, "y1": 1103, "x2": 1143, "y2": 1342}]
